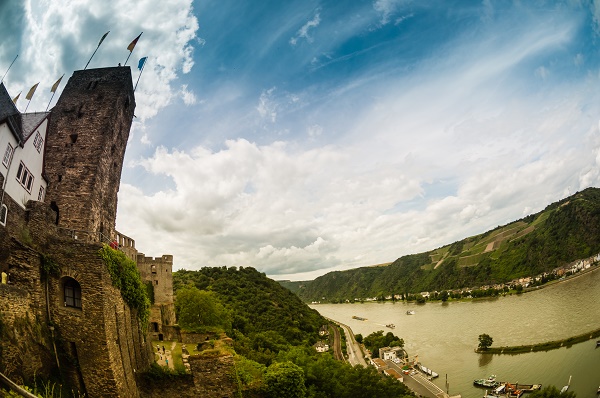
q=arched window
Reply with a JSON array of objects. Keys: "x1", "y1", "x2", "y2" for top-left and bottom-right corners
[{"x1": 63, "y1": 277, "x2": 82, "y2": 309}]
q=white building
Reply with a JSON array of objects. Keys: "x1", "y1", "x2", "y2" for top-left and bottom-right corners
[{"x1": 0, "y1": 83, "x2": 49, "y2": 226}]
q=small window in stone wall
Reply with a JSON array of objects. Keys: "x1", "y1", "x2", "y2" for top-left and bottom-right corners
[
  {"x1": 151, "y1": 265, "x2": 157, "y2": 274},
  {"x1": 154, "y1": 280, "x2": 158, "y2": 285},
  {"x1": 63, "y1": 277, "x2": 82, "y2": 309},
  {"x1": 0, "y1": 204, "x2": 7, "y2": 226}
]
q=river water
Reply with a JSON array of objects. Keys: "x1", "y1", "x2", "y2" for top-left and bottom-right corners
[{"x1": 310, "y1": 268, "x2": 600, "y2": 398}]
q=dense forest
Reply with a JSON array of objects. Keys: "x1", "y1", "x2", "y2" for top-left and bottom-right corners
[
  {"x1": 173, "y1": 267, "x2": 414, "y2": 397},
  {"x1": 291, "y1": 187, "x2": 600, "y2": 302}
]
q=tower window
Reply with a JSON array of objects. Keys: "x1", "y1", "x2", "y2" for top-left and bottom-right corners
[
  {"x1": 38, "y1": 186, "x2": 45, "y2": 201},
  {"x1": 2, "y1": 143, "x2": 14, "y2": 168},
  {"x1": 151, "y1": 265, "x2": 157, "y2": 274},
  {"x1": 63, "y1": 277, "x2": 82, "y2": 309},
  {"x1": 70, "y1": 134, "x2": 78, "y2": 144}
]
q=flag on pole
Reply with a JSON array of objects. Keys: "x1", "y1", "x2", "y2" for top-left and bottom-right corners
[
  {"x1": 98, "y1": 31, "x2": 110, "y2": 47},
  {"x1": 51, "y1": 75, "x2": 64, "y2": 93},
  {"x1": 12, "y1": 92, "x2": 21, "y2": 104},
  {"x1": 127, "y1": 32, "x2": 143, "y2": 52},
  {"x1": 138, "y1": 57, "x2": 148, "y2": 71},
  {"x1": 25, "y1": 83, "x2": 39, "y2": 100}
]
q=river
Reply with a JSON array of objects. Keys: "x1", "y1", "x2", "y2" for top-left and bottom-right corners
[{"x1": 310, "y1": 267, "x2": 600, "y2": 398}]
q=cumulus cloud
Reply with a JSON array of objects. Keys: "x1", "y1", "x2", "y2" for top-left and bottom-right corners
[{"x1": 0, "y1": 0, "x2": 198, "y2": 126}]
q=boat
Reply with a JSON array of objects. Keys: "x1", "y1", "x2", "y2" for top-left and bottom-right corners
[
  {"x1": 596, "y1": 340, "x2": 600, "y2": 347},
  {"x1": 597, "y1": 385, "x2": 600, "y2": 394},
  {"x1": 352, "y1": 316, "x2": 367, "y2": 321},
  {"x1": 406, "y1": 310, "x2": 415, "y2": 315},
  {"x1": 483, "y1": 391, "x2": 503, "y2": 398},
  {"x1": 474, "y1": 375, "x2": 500, "y2": 388},
  {"x1": 560, "y1": 375, "x2": 572, "y2": 394},
  {"x1": 502, "y1": 382, "x2": 523, "y2": 397},
  {"x1": 512, "y1": 383, "x2": 542, "y2": 392},
  {"x1": 417, "y1": 363, "x2": 438, "y2": 378},
  {"x1": 386, "y1": 323, "x2": 395, "y2": 329}
]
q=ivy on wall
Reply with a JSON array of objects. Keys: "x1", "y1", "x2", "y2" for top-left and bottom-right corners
[{"x1": 99, "y1": 245, "x2": 150, "y2": 326}]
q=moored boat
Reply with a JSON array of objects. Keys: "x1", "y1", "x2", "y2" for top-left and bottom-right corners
[
  {"x1": 513, "y1": 383, "x2": 542, "y2": 392},
  {"x1": 474, "y1": 375, "x2": 499, "y2": 388},
  {"x1": 560, "y1": 375, "x2": 572, "y2": 394}
]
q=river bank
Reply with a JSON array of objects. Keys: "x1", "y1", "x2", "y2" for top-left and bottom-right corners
[
  {"x1": 310, "y1": 267, "x2": 600, "y2": 398},
  {"x1": 477, "y1": 327, "x2": 600, "y2": 354}
]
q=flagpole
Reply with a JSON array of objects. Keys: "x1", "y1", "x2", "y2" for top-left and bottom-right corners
[
  {"x1": 46, "y1": 92, "x2": 57, "y2": 112},
  {"x1": 1, "y1": 54, "x2": 18, "y2": 84},
  {"x1": 46, "y1": 74, "x2": 65, "y2": 111},
  {"x1": 134, "y1": 58, "x2": 147, "y2": 92},
  {"x1": 124, "y1": 32, "x2": 143, "y2": 66},
  {"x1": 84, "y1": 31, "x2": 110, "y2": 70}
]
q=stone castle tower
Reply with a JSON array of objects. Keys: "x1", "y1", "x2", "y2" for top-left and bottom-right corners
[
  {"x1": 0, "y1": 67, "x2": 153, "y2": 398},
  {"x1": 44, "y1": 67, "x2": 135, "y2": 242}
]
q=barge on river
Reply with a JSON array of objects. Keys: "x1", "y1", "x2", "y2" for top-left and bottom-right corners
[{"x1": 352, "y1": 316, "x2": 367, "y2": 321}]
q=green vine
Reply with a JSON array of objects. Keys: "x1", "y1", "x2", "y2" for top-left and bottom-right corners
[
  {"x1": 40, "y1": 254, "x2": 61, "y2": 279},
  {"x1": 99, "y1": 245, "x2": 150, "y2": 327}
]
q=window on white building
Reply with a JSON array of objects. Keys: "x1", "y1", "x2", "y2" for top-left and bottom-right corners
[
  {"x1": 2, "y1": 143, "x2": 13, "y2": 168},
  {"x1": 33, "y1": 131, "x2": 43, "y2": 152},
  {"x1": 16, "y1": 161, "x2": 34, "y2": 193},
  {"x1": 38, "y1": 186, "x2": 45, "y2": 201},
  {"x1": 0, "y1": 204, "x2": 7, "y2": 226}
]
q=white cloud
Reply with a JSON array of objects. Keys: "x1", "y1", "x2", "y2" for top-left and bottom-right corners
[
  {"x1": 289, "y1": 10, "x2": 321, "y2": 45},
  {"x1": 373, "y1": 0, "x2": 408, "y2": 25},
  {"x1": 180, "y1": 84, "x2": 197, "y2": 105},
  {"x1": 307, "y1": 124, "x2": 323, "y2": 138},
  {"x1": 1, "y1": 0, "x2": 198, "y2": 124},
  {"x1": 257, "y1": 87, "x2": 278, "y2": 122}
]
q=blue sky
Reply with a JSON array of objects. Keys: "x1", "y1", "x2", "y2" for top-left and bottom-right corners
[{"x1": 2, "y1": 0, "x2": 600, "y2": 280}]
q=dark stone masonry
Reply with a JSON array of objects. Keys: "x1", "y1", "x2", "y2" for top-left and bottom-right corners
[{"x1": 0, "y1": 67, "x2": 150, "y2": 397}]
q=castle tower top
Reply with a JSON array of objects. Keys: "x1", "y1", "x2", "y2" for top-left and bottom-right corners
[{"x1": 44, "y1": 67, "x2": 136, "y2": 242}]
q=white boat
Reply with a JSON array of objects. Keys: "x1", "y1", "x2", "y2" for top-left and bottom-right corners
[
  {"x1": 406, "y1": 310, "x2": 415, "y2": 315},
  {"x1": 560, "y1": 375, "x2": 572, "y2": 394}
]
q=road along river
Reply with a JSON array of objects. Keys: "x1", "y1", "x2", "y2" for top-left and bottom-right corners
[{"x1": 310, "y1": 267, "x2": 600, "y2": 398}]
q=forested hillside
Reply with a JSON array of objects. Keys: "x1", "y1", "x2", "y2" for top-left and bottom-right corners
[
  {"x1": 293, "y1": 187, "x2": 600, "y2": 302},
  {"x1": 173, "y1": 267, "x2": 414, "y2": 397}
]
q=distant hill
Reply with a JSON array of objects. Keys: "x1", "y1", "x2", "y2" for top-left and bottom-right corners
[{"x1": 291, "y1": 187, "x2": 600, "y2": 302}]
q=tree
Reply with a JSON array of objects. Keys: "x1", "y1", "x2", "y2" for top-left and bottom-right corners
[
  {"x1": 174, "y1": 286, "x2": 230, "y2": 331},
  {"x1": 440, "y1": 290, "x2": 449, "y2": 302},
  {"x1": 264, "y1": 361, "x2": 307, "y2": 398},
  {"x1": 478, "y1": 333, "x2": 493, "y2": 350},
  {"x1": 355, "y1": 333, "x2": 363, "y2": 344},
  {"x1": 529, "y1": 385, "x2": 576, "y2": 398}
]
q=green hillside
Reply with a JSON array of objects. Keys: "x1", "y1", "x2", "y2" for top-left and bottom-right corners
[
  {"x1": 293, "y1": 187, "x2": 600, "y2": 302},
  {"x1": 173, "y1": 267, "x2": 414, "y2": 397}
]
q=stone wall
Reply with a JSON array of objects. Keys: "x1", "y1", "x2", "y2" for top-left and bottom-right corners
[
  {"x1": 188, "y1": 355, "x2": 238, "y2": 398},
  {"x1": 0, "y1": 200, "x2": 153, "y2": 397}
]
